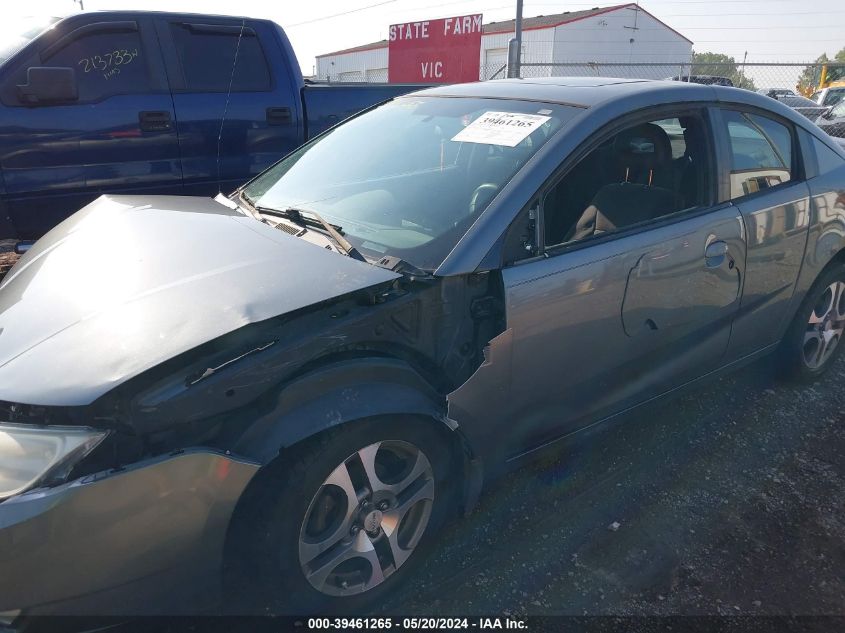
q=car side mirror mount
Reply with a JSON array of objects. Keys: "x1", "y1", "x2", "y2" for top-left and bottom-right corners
[{"x1": 16, "y1": 67, "x2": 78, "y2": 105}]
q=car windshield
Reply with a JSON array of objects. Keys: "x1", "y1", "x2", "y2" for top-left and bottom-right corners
[
  {"x1": 826, "y1": 88, "x2": 845, "y2": 107},
  {"x1": 243, "y1": 96, "x2": 577, "y2": 270},
  {"x1": 0, "y1": 16, "x2": 60, "y2": 65}
]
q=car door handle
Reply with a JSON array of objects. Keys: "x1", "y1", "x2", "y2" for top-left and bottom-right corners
[
  {"x1": 266, "y1": 107, "x2": 292, "y2": 126},
  {"x1": 139, "y1": 111, "x2": 171, "y2": 132},
  {"x1": 704, "y1": 240, "x2": 729, "y2": 268}
]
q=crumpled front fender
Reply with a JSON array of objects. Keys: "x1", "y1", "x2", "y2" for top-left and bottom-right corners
[{"x1": 0, "y1": 449, "x2": 259, "y2": 615}]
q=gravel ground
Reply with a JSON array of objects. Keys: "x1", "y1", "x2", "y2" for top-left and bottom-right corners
[
  {"x1": 376, "y1": 355, "x2": 845, "y2": 617},
  {"x1": 0, "y1": 240, "x2": 17, "y2": 281}
]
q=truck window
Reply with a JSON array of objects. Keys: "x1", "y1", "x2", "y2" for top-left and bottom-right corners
[
  {"x1": 0, "y1": 16, "x2": 60, "y2": 65},
  {"x1": 169, "y1": 24, "x2": 271, "y2": 92},
  {"x1": 42, "y1": 29, "x2": 151, "y2": 103}
]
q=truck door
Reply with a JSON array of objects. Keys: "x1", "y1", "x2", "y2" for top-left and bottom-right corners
[
  {"x1": 156, "y1": 17, "x2": 303, "y2": 196},
  {"x1": 0, "y1": 14, "x2": 181, "y2": 239}
]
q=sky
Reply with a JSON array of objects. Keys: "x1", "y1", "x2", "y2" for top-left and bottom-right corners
[{"x1": 6, "y1": 0, "x2": 845, "y2": 75}]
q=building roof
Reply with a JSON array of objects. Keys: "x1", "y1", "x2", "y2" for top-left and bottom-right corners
[{"x1": 316, "y1": 3, "x2": 691, "y2": 58}]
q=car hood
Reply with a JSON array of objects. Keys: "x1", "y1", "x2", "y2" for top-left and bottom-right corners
[{"x1": 0, "y1": 195, "x2": 399, "y2": 406}]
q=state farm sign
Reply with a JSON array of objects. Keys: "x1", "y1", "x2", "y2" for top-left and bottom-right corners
[{"x1": 388, "y1": 14, "x2": 482, "y2": 84}]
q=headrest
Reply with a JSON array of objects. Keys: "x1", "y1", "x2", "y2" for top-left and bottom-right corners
[{"x1": 612, "y1": 123, "x2": 672, "y2": 171}]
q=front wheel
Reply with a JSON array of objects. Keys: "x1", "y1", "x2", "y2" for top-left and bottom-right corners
[
  {"x1": 235, "y1": 418, "x2": 457, "y2": 613},
  {"x1": 780, "y1": 264, "x2": 845, "y2": 380}
]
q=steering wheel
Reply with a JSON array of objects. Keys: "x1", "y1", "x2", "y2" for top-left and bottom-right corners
[{"x1": 469, "y1": 183, "x2": 500, "y2": 217}]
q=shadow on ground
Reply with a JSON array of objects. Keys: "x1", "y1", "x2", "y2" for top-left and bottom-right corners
[{"x1": 377, "y1": 356, "x2": 845, "y2": 616}]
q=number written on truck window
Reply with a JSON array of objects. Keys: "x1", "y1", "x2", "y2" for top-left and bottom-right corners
[
  {"x1": 44, "y1": 30, "x2": 150, "y2": 101},
  {"x1": 77, "y1": 48, "x2": 140, "y2": 80}
]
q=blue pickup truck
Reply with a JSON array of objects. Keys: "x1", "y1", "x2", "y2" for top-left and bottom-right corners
[{"x1": 0, "y1": 11, "x2": 424, "y2": 239}]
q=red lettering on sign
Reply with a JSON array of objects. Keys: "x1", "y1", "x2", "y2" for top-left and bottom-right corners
[{"x1": 388, "y1": 13, "x2": 482, "y2": 84}]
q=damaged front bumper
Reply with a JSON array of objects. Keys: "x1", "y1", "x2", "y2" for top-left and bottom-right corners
[{"x1": 0, "y1": 449, "x2": 259, "y2": 615}]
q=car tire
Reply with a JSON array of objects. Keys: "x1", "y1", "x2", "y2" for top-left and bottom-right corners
[
  {"x1": 779, "y1": 263, "x2": 845, "y2": 381},
  {"x1": 227, "y1": 416, "x2": 458, "y2": 614}
]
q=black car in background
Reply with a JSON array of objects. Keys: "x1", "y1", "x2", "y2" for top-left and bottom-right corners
[
  {"x1": 772, "y1": 95, "x2": 830, "y2": 122},
  {"x1": 818, "y1": 100, "x2": 845, "y2": 138},
  {"x1": 668, "y1": 74, "x2": 734, "y2": 87}
]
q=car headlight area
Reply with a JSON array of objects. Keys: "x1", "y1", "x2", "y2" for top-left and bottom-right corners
[
  {"x1": 0, "y1": 423, "x2": 108, "y2": 501},
  {"x1": 0, "y1": 439, "x2": 260, "y2": 615}
]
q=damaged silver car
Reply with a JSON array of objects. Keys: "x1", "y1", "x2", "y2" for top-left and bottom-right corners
[{"x1": 2, "y1": 78, "x2": 845, "y2": 617}]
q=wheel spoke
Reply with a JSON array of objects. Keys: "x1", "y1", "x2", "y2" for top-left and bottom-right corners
[
  {"x1": 298, "y1": 440, "x2": 436, "y2": 597},
  {"x1": 392, "y1": 452, "x2": 431, "y2": 497},
  {"x1": 357, "y1": 442, "x2": 384, "y2": 494},
  {"x1": 834, "y1": 282, "x2": 845, "y2": 320},
  {"x1": 299, "y1": 462, "x2": 359, "y2": 566},
  {"x1": 381, "y1": 476, "x2": 435, "y2": 568},
  {"x1": 326, "y1": 461, "x2": 362, "y2": 511},
  {"x1": 820, "y1": 330, "x2": 839, "y2": 363},
  {"x1": 302, "y1": 530, "x2": 384, "y2": 592},
  {"x1": 810, "y1": 286, "x2": 836, "y2": 324}
]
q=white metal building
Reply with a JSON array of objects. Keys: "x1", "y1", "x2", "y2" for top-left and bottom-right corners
[{"x1": 315, "y1": 3, "x2": 693, "y2": 82}]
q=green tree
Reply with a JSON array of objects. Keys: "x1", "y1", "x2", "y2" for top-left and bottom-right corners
[
  {"x1": 690, "y1": 51, "x2": 756, "y2": 90},
  {"x1": 799, "y1": 53, "x2": 829, "y2": 92},
  {"x1": 798, "y1": 47, "x2": 845, "y2": 93}
]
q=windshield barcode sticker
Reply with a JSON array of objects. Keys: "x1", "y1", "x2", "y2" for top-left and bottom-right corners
[{"x1": 452, "y1": 111, "x2": 551, "y2": 147}]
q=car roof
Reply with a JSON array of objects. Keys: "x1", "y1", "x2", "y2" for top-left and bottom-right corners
[{"x1": 412, "y1": 77, "x2": 791, "y2": 112}]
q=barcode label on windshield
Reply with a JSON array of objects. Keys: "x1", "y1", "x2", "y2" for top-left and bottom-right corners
[{"x1": 451, "y1": 111, "x2": 551, "y2": 147}]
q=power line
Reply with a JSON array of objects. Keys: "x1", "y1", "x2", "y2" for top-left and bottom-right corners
[{"x1": 286, "y1": 0, "x2": 399, "y2": 28}]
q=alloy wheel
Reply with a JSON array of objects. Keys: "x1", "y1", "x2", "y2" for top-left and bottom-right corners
[
  {"x1": 298, "y1": 440, "x2": 435, "y2": 597},
  {"x1": 803, "y1": 281, "x2": 845, "y2": 370}
]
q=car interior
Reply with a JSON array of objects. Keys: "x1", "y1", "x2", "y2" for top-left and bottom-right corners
[{"x1": 543, "y1": 116, "x2": 710, "y2": 247}]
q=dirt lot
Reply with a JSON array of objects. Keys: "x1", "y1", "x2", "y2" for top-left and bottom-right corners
[{"x1": 376, "y1": 355, "x2": 845, "y2": 618}]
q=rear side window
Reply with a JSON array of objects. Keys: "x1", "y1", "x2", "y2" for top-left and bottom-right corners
[
  {"x1": 42, "y1": 28, "x2": 150, "y2": 102},
  {"x1": 812, "y1": 137, "x2": 845, "y2": 176},
  {"x1": 723, "y1": 110, "x2": 793, "y2": 199},
  {"x1": 169, "y1": 23, "x2": 270, "y2": 92}
]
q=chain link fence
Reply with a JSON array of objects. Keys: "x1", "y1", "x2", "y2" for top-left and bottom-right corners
[
  {"x1": 484, "y1": 62, "x2": 845, "y2": 95},
  {"x1": 507, "y1": 62, "x2": 845, "y2": 137},
  {"x1": 324, "y1": 61, "x2": 845, "y2": 136},
  {"x1": 327, "y1": 61, "x2": 843, "y2": 98}
]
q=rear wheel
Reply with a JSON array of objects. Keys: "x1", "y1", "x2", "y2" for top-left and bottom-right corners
[
  {"x1": 780, "y1": 264, "x2": 845, "y2": 380},
  {"x1": 233, "y1": 417, "x2": 457, "y2": 613}
]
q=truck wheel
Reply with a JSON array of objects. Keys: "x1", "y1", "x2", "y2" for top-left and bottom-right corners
[
  {"x1": 780, "y1": 263, "x2": 845, "y2": 381},
  {"x1": 236, "y1": 417, "x2": 457, "y2": 613}
]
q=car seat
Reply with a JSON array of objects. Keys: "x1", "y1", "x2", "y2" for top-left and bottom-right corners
[{"x1": 566, "y1": 123, "x2": 681, "y2": 242}]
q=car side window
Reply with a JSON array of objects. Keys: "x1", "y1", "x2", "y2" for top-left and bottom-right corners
[
  {"x1": 169, "y1": 23, "x2": 270, "y2": 92},
  {"x1": 812, "y1": 137, "x2": 845, "y2": 175},
  {"x1": 41, "y1": 28, "x2": 150, "y2": 102},
  {"x1": 542, "y1": 113, "x2": 712, "y2": 247},
  {"x1": 722, "y1": 110, "x2": 794, "y2": 200}
]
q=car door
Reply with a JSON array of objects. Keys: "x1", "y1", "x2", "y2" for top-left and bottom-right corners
[
  {"x1": 0, "y1": 15, "x2": 181, "y2": 239},
  {"x1": 713, "y1": 108, "x2": 812, "y2": 362},
  {"x1": 498, "y1": 108, "x2": 747, "y2": 454},
  {"x1": 156, "y1": 17, "x2": 302, "y2": 196}
]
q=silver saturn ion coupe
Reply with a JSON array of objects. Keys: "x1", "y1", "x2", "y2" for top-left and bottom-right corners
[{"x1": 1, "y1": 78, "x2": 844, "y2": 617}]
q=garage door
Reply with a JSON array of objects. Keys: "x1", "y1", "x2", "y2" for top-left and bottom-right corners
[{"x1": 484, "y1": 48, "x2": 508, "y2": 80}]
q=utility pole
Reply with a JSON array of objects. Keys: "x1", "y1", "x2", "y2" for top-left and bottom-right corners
[
  {"x1": 74, "y1": 0, "x2": 85, "y2": 10},
  {"x1": 507, "y1": 0, "x2": 523, "y2": 78}
]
